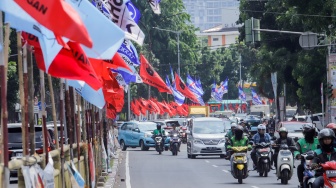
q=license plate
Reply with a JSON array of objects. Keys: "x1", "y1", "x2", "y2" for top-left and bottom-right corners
[
  {"x1": 16, "y1": 153, "x2": 23, "y2": 157},
  {"x1": 207, "y1": 147, "x2": 216, "y2": 150}
]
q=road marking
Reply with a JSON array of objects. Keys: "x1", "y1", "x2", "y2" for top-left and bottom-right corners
[
  {"x1": 251, "y1": 186, "x2": 259, "y2": 188},
  {"x1": 222, "y1": 170, "x2": 229, "y2": 173},
  {"x1": 126, "y1": 151, "x2": 131, "y2": 188},
  {"x1": 205, "y1": 160, "x2": 210, "y2": 163},
  {"x1": 212, "y1": 165, "x2": 218, "y2": 167}
]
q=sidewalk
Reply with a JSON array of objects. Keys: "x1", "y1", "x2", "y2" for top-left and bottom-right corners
[{"x1": 97, "y1": 148, "x2": 122, "y2": 188}]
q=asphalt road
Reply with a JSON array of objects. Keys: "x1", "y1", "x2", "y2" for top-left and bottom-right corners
[{"x1": 113, "y1": 144, "x2": 301, "y2": 188}]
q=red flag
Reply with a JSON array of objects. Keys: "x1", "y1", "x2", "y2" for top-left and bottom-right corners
[
  {"x1": 139, "y1": 55, "x2": 172, "y2": 94},
  {"x1": 174, "y1": 73, "x2": 199, "y2": 103},
  {"x1": 15, "y1": 0, "x2": 92, "y2": 47},
  {"x1": 105, "y1": 88, "x2": 124, "y2": 113},
  {"x1": 137, "y1": 99, "x2": 147, "y2": 115},
  {"x1": 106, "y1": 103, "x2": 117, "y2": 119},
  {"x1": 131, "y1": 100, "x2": 141, "y2": 116},
  {"x1": 148, "y1": 99, "x2": 160, "y2": 113},
  {"x1": 34, "y1": 41, "x2": 102, "y2": 90},
  {"x1": 152, "y1": 99, "x2": 164, "y2": 115}
]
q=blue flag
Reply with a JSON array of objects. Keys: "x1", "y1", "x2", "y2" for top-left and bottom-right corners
[
  {"x1": 238, "y1": 85, "x2": 246, "y2": 102},
  {"x1": 170, "y1": 66, "x2": 175, "y2": 85},
  {"x1": 126, "y1": 1, "x2": 141, "y2": 24},
  {"x1": 251, "y1": 89, "x2": 262, "y2": 105},
  {"x1": 68, "y1": 80, "x2": 105, "y2": 109},
  {"x1": 195, "y1": 77, "x2": 204, "y2": 95},
  {"x1": 118, "y1": 39, "x2": 141, "y2": 67},
  {"x1": 166, "y1": 75, "x2": 185, "y2": 105}
]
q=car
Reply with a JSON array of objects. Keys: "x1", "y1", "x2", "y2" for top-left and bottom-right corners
[
  {"x1": 45, "y1": 122, "x2": 68, "y2": 145},
  {"x1": 244, "y1": 115, "x2": 261, "y2": 127},
  {"x1": 118, "y1": 121, "x2": 170, "y2": 151},
  {"x1": 154, "y1": 119, "x2": 182, "y2": 136},
  {"x1": 274, "y1": 121, "x2": 312, "y2": 142},
  {"x1": 171, "y1": 117, "x2": 187, "y2": 126},
  {"x1": 186, "y1": 117, "x2": 227, "y2": 159},
  {"x1": 8, "y1": 123, "x2": 55, "y2": 178}
]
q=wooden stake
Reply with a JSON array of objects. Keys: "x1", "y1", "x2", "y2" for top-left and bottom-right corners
[
  {"x1": 27, "y1": 45, "x2": 35, "y2": 155},
  {"x1": 0, "y1": 17, "x2": 10, "y2": 188},
  {"x1": 47, "y1": 75, "x2": 59, "y2": 149},
  {"x1": 59, "y1": 79, "x2": 65, "y2": 188},
  {"x1": 39, "y1": 70, "x2": 48, "y2": 166},
  {"x1": 23, "y1": 43, "x2": 29, "y2": 157},
  {"x1": 65, "y1": 82, "x2": 74, "y2": 160},
  {"x1": 76, "y1": 93, "x2": 81, "y2": 170}
]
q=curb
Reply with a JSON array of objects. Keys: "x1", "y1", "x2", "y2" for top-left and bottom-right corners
[{"x1": 98, "y1": 149, "x2": 121, "y2": 188}]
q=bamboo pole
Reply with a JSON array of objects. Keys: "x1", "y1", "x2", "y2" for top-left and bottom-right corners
[
  {"x1": 65, "y1": 82, "x2": 74, "y2": 160},
  {"x1": 0, "y1": 18, "x2": 10, "y2": 188},
  {"x1": 59, "y1": 79, "x2": 65, "y2": 188},
  {"x1": 82, "y1": 101, "x2": 89, "y2": 186},
  {"x1": 39, "y1": 70, "x2": 48, "y2": 166},
  {"x1": 48, "y1": 75, "x2": 59, "y2": 149},
  {"x1": 76, "y1": 93, "x2": 81, "y2": 170},
  {"x1": 23, "y1": 44, "x2": 29, "y2": 157},
  {"x1": 27, "y1": 45, "x2": 35, "y2": 155},
  {"x1": 16, "y1": 32, "x2": 26, "y2": 188}
]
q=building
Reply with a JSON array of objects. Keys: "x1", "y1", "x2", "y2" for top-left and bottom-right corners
[
  {"x1": 196, "y1": 25, "x2": 239, "y2": 50},
  {"x1": 182, "y1": 0, "x2": 240, "y2": 31}
]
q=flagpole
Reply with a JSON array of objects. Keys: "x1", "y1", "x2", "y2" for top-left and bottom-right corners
[
  {"x1": 128, "y1": 86, "x2": 131, "y2": 120},
  {"x1": 240, "y1": 54, "x2": 242, "y2": 113},
  {"x1": 47, "y1": 75, "x2": 59, "y2": 149},
  {"x1": 39, "y1": 69, "x2": 49, "y2": 166}
]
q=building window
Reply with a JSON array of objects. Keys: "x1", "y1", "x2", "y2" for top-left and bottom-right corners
[{"x1": 213, "y1": 38, "x2": 219, "y2": 41}]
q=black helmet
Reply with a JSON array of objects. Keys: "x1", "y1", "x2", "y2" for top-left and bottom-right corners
[
  {"x1": 302, "y1": 123, "x2": 315, "y2": 135},
  {"x1": 318, "y1": 128, "x2": 335, "y2": 140},
  {"x1": 318, "y1": 128, "x2": 335, "y2": 151},
  {"x1": 235, "y1": 125, "x2": 244, "y2": 132},
  {"x1": 235, "y1": 125, "x2": 244, "y2": 139},
  {"x1": 157, "y1": 124, "x2": 162, "y2": 130}
]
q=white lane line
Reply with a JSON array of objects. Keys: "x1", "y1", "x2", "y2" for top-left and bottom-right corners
[
  {"x1": 205, "y1": 160, "x2": 210, "y2": 163},
  {"x1": 126, "y1": 151, "x2": 131, "y2": 188},
  {"x1": 251, "y1": 186, "x2": 259, "y2": 188},
  {"x1": 222, "y1": 170, "x2": 229, "y2": 173},
  {"x1": 212, "y1": 165, "x2": 218, "y2": 167}
]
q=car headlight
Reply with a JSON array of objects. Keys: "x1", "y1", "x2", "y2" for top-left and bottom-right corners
[
  {"x1": 193, "y1": 139, "x2": 204, "y2": 145},
  {"x1": 218, "y1": 139, "x2": 225, "y2": 144},
  {"x1": 282, "y1": 157, "x2": 290, "y2": 162},
  {"x1": 145, "y1": 133, "x2": 151, "y2": 137}
]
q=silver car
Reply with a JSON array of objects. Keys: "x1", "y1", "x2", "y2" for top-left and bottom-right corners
[{"x1": 187, "y1": 117, "x2": 227, "y2": 159}]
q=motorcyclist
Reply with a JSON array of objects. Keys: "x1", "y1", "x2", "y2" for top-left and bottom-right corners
[
  {"x1": 326, "y1": 123, "x2": 336, "y2": 148},
  {"x1": 272, "y1": 127, "x2": 297, "y2": 169},
  {"x1": 294, "y1": 123, "x2": 319, "y2": 188},
  {"x1": 225, "y1": 123, "x2": 237, "y2": 159},
  {"x1": 239, "y1": 120, "x2": 250, "y2": 134},
  {"x1": 153, "y1": 124, "x2": 166, "y2": 149},
  {"x1": 227, "y1": 125, "x2": 252, "y2": 160},
  {"x1": 250, "y1": 124, "x2": 273, "y2": 170},
  {"x1": 169, "y1": 124, "x2": 181, "y2": 152},
  {"x1": 311, "y1": 129, "x2": 336, "y2": 188}
]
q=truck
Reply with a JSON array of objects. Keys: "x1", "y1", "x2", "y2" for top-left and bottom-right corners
[
  {"x1": 188, "y1": 106, "x2": 210, "y2": 117},
  {"x1": 249, "y1": 105, "x2": 270, "y2": 119}
]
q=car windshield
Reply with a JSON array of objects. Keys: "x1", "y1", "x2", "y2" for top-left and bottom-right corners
[
  {"x1": 193, "y1": 120, "x2": 225, "y2": 134},
  {"x1": 283, "y1": 123, "x2": 303, "y2": 132},
  {"x1": 139, "y1": 122, "x2": 157, "y2": 131},
  {"x1": 223, "y1": 121, "x2": 231, "y2": 132}
]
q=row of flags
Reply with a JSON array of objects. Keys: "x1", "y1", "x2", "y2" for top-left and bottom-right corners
[
  {"x1": 0, "y1": 0, "x2": 205, "y2": 119},
  {"x1": 131, "y1": 98, "x2": 189, "y2": 117},
  {"x1": 211, "y1": 78, "x2": 228, "y2": 102}
]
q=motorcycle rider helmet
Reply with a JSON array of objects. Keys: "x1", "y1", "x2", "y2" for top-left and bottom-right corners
[
  {"x1": 279, "y1": 127, "x2": 288, "y2": 138},
  {"x1": 231, "y1": 123, "x2": 237, "y2": 129},
  {"x1": 318, "y1": 128, "x2": 335, "y2": 152},
  {"x1": 326, "y1": 123, "x2": 336, "y2": 135},
  {"x1": 235, "y1": 125, "x2": 244, "y2": 140},
  {"x1": 156, "y1": 124, "x2": 162, "y2": 130},
  {"x1": 257, "y1": 124, "x2": 266, "y2": 135},
  {"x1": 302, "y1": 123, "x2": 315, "y2": 135}
]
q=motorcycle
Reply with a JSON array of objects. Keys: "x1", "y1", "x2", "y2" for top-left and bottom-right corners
[
  {"x1": 274, "y1": 144, "x2": 296, "y2": 184},
  {"x1": 230, "y1": 146, "x2": 249, "y2": 184},
  {"x1": 179, "y1": 127, "x2": 187, "y2": 144},
  {"x1": 319, "y1": 161, "x2": 336, "y2": 188},
  {"x1": 301, "y1": 151, "x2": 316, "y2": 188},
  {"x1": 153, "y1": 135, "x2": 165, "y2": 154},
  {"x1": 170, "y1": 133, "x2": 180, "y2": 156},
  {"x1": 255, "y1": 142, "x2": 272, "y2": 177}
]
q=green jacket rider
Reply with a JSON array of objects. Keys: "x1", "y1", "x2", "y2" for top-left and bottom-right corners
[
  {"x1": 227, "y1": 125, "x2": 252, "y2": 150},
  {"x1": 153, "y1": 124, "x2": 165, "y2": 136},
  {"x1": 226, "y1": 123, "x2": 237, "y2": 140}
]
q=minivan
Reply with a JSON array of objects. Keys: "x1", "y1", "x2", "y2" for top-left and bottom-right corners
[{"x1": 186, "y1": 117, "x2": 227, "y2": 159}]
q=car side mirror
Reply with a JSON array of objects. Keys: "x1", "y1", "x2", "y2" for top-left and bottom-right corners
[{"x1": 133, "y1": 128, "x2": 140, "y2": 132}]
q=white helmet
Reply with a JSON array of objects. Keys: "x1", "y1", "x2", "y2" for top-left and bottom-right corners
[
  {"x1": 257, "y1": 124, "x2": 266, "y2": 130},
  {"x1": 231, "y1": 123, "x2": 237, "y2": 128}
]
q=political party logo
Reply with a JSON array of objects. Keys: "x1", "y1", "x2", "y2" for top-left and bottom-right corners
[{"x1": 146, "y1": 64, "x2": 154, "y2": 76}]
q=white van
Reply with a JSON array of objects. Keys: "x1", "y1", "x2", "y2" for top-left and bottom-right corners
[{"x1": 186, "y1": 117, "x2": 227, "y2": 159}]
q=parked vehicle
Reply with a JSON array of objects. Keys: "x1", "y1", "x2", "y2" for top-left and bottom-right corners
[
  {"x1": 188, "y1": 106, "x2": 210, "y2": 117},
  {"x1": 8, "y1": 123, "x2": 55, "y2": 178},
  {"x1": 118, "y1": 121, "x2": 170, "y2": 151},
  {"x1": 274, "y1": 144, "x2": 296, "y2": 184},
  {"x1": 230, "y1": 146, "x2": 249, "y2": 184},
  {"x1": 254, "y1": 142, "x2": 272, "y2": 177},
  {"x1": 186, "y1": 117, "x2": 227, "y2": 159}
]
